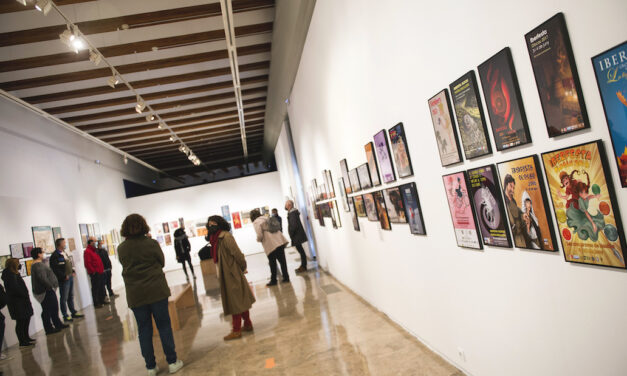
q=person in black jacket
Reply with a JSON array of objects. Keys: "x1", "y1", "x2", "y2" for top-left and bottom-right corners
[
  {"x1": 49, "y1": 238, "x2": 84, "y2": 322},
  {"x1": 97, "y1": 239, "x2": 118, "y2": 299},
  {"x1": 174, "y1": 228, "x2": 195, "y2": 279},
  {"x1": 0, "y1": 281, "x2": 7, "y2": 360},
  {"x1": 285, "y1": 200, "x2": 309, "y2": 273},
  {"x1": 271, "y1": 208, "x2": 283, "y2": 232},
  {"x1": 1, "y1": 258, "x2": 35, "y2": 347}
]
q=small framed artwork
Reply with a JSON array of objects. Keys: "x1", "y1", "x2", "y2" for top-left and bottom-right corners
[
  {"x1": 478, "y1": 47, "x2": 532, "y2": 151},
  {"x1": 541, "y1": 140, "x2": 626, "y2": 269},
  {"x1": 10, "y1": 244, "x2": 23, "y2": 259},
  {"x1": 450, "y1": 71, "x2": 492, "y2": 159},
  {"x1": 79, "y1": 223, "x2": 88, "y2": 248},
  {"x1": 52, "y1": 227, "x2": 63, "y2": 240},
  {"x1": 442, "y1": 171, "x2": 483, "y2": 249},
  {"x1": 364, "y1": 142, "x2": 382, "y2": 186},
  {"x1": 339, "y1": 159, "x2": 352, "y2": 194},
  {"x1": 162, "y1": 222, "x2": 170, "y2": 234},
  {"x1": 348, "y1": 168, "x2": 361, "y2": 192},
  {"x1": 32, "y1": 226, "x2": 55, "y2": 254},
  {"x1": 383, "y1": 187, "x2": 408, "y2": 224},
  {"x1": 372, "y1": 191, "x2": 391, "y2": 230},
  {"x1": 353, "y1": 196, "x2": 367, "y2": 217},
  {"x1": 170, "y1": 220, "x2": 179, "y2": 230},
  {"x1": 221, "y1": 206, "x2": 231, "y2": 221},
  {"x1": 0, "y1": 255, "x2": 9, "y2": 272},
  {"x1": 338, "y1": 178, "x2": 350, "y2": 212},
  {"x1": 165, "y1": 234, "x2": 172, "y2": 246},
  {"x1": 232, "y1": 212, "x2": 242, "y2": 229},
  {"x1": 362, "y1": 193, "x2": 379, "y2": 222},
  {"x1": 325, "y1": 170, "x2": 336, "y2": 198},
  {"x1": 373, "y1": 130, "x2": 396, "y2": 183},
  {"x1": 19, "y1": 260, "x2": 27, "y2": 277},
  {"x1": 67, "y1": 238, "x2": 76, "y2": 252},
  {"x1": 496, "y1": 155, "x2": 557, "y2": 251},
  {"x1": 399, "y1": 182, "x2": 427, "y2": 235},
  {"x1": 329, "y1": 201, "x2": 342, "y2": 229},
  {"x1": 428, "y1": 89, "x2": 463, "y2": 166},
  {"x1": 388, "y1": 122, "x2": 414, "y2": 178},
  {"x1": 349, "y1": 197, "x2": 360, "y2": 231},
  {"x1": 357, "y1": 163, "x2": 372, "y2": 189},
  {"x1": 22, "y1": 242, "x2": 34, "y2": 258},
  {"x1": 26, "y1": 259, "x2": 34, "y2": 276},
  {"x1": 591, "y1": 41, "x2": 627, "y2": 187},
  {"x1": 87, "y1": 224, "x2": 95, "y2": 237},
  {"x1": 467, "y1": 164, "x2": 512, "y2": 248},
  {"x1": 525, "y1": 12, "x2": 590, "y2": 137}
]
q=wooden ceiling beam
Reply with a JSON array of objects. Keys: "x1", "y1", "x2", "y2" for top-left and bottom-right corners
[
  {"x1": 160, "y1": 154, "x2": 263, "y2": 175},
  {"x1": 0, "y1": 0, "x2": 97, "y2": 14},
  {"x1": 139, "y1": 136, "x2": 263, "y2": 164},
  {"x1": 0, "y1": 0, "x2": 274, "y2": 46}
]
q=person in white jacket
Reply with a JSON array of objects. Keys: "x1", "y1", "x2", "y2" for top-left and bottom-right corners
[{"x1": 251, "y1": 209, "x2": 290, "y2": 286}]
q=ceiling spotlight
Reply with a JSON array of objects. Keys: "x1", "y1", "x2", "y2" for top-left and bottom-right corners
[
  {"x1": 59, "y1": 27, "x2": 74, "y2": 47},
  {"x1": 15, "y1": 0, "x2": 28, "y2": 6},
  {"x1": 135, "y1": 98, "x2": 146, "y2": 113},
  {"x1": 193, "y1": 159, "x2": 201, "y2": 166},
  {"x1": 71, "y1": 38, "x2": 84, "y2": 53},
  {"x1": 35, "y1": 0, "x2": 52, "y2": 15},
  {"x1": 89, "y1": 50, "x2": 102, "y2": 65},
  {"x1": 169, "y1": 136, "x2": 175, "y2": 142},
  {"x1": 107, "y1": 74, "x2": 119, "y2": 88},
  {"x1": 146, "y1": 114, "x2": 155, "y2": 122},
  {"x1": 157, "y1": 122, "x2": 164, "y2": 129},
  {"x1": 178, "y1": 146, "x2": 185, "y2": 152}
]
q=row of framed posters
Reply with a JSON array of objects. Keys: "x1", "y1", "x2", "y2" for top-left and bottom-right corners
[{"x1": 443, "y1": 140, "x2": 626, "y2": 269}]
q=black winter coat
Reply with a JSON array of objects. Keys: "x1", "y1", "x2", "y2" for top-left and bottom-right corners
[
  {"x1": 97, "y1": 248, "x2": 113, "y2": 270},
  {"x1": 174, "y1": 234, "x2": 191, "y2": 263},
  {"x1": 49, "y1": 250, "x2": 69, "y2": 284},
  {"x1": 287, "y1": 209, "x2": 308, "y2": 245},
  {"x1": 1, "y1": 268, "x2": 34, "y2": 320}
]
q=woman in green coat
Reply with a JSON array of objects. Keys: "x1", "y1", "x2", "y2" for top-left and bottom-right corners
[{"x1": 206, "y1": 215, "x2": 256, "y2": 340}]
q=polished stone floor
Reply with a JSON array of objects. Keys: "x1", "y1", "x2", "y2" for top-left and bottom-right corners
[{"x1": 0, "y1": 249, "x2": 461, "y2": 376}]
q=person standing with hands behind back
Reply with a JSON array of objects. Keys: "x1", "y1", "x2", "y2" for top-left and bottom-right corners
[
  {"x1": 1, "y1": 258, "x2": 34, "y2": 347},
  {"x1": 50, "y1": 238, "x2": 84, "y2": 322},
  {"x1": 30, "y1": 247, "x2": 68, "y2": 334},
  {"x1": 96, "y1": 239, "x2": 118, "y2": 299},
  {"x1": 84, "y1": 237, "x2": 106, "y2": 308},
  {"x1": 285, "y1": 200, "x2": 309, "y2": 273}
]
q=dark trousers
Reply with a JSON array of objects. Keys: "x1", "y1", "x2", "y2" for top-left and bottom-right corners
[
  {"x1": 131, "y1": 298, "x2": 177, "y2": 370},
  {"x1": 295, "y1": 243, "x2": 307, "y2": 269},
  {"x1": 90, "y1": 273, "x2": 105, "y2": 306},
  {"x1": 268, "y1": 246, "x2": 289, "y2": 282},
  {"x1": 180, "y1": 254, "x2": 194, "y2": 277},
  {"x1": 104, "y1": 269, "x2": 114, "y2": 296},
  {"x1": 16, "y1": 317, "x2": 31, "y2": 344},
  {"x1": 40, "y1": 289, "x2": 64, "y2": 333},
  {"x1": 59, "y1": 275, "x2": 77, "y2": 317},
  {"x1": 0, "y1": 314, "x2": 4, "y2": 355}
]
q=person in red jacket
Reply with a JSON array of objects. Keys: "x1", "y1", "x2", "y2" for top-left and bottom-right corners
[{"x1": 84, "y1": 237, "x2": 106, "y2": 308}]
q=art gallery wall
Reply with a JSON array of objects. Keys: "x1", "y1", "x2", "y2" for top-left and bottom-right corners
[
  {"x1": 276, "y1": 1, "x2": 627, "y2": 376},
  {"x1": 125, "y1": 171, "x2": 287, "y2": 269},
  {"x1": 0, "y1": 97, "x2": 164, "y2": 349}
]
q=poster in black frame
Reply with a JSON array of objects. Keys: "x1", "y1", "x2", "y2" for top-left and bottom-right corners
[
  {"x1": 442, "y1": 171, "x2": 483, "y2": 250},
  {"x1": 357, "y1": 163, "x2": 372, "y2": 189},
  {"x1": 339, "y1": 159, "x2": 352, "y2": 194},
  {"x1": 363, "y1": 192, "x2": 379, "y2": 222},
  {"x1": 338, "y1": 177, "x2": 350, "y2": 212},
  {"x1": 348, "y1": 197, "x2": 360, "y2": 231},
  {"x1": 372, "y1": 190, "x2": 391, "y2": 230},
  {"x1": 428, "y1": 89, "x2": 464, "y2": 167},
  {"x1": 399, "y1": 182, "x2": 427, "y2": 235},
  {"x1": 383, "y1": 186, "x2": 408, "y2": 224},
  {"x1": 450, "y1": 71, "x2": 493, "y2": 159},
  {"x1": 478, "y1": 47, "x2": 532, "y2": 151},
  {"x1": 388, "y1": 122, "x2": 414, "y2": 178},
  {"x1": 373, "y1": 129, "x2": 396, "y2": 183},
  {"x1": 525, "y1": 12, "x2": 590, "y2": 137},
  {"x1": 348, "y1": 168, "x2": 361, "y2": 192},
  {"x1": 364, "y1": 141, "x2": 382, "y2": 186}
]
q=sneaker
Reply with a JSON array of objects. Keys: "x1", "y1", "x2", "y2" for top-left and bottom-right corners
[
  {"x1": 223, "y1": 331, "x2": 242, "y2": 341},
  {"x1": 295, "y1": 266, "x2": 307, "y2": 273},
  {"x1": 0, "y1": 353, "x2": 13, "y2": 361},
  {"x1": 64, "y1": 316, "x2": 74, "y2": 322},
  {"x1": 147, "y1": 365, "x2": 160, "y2": 376},
  {"x1": 19, "y1": 342, "x2": 35, "y2": 347},
  {"x1": 282, "y1": 278, "x2": 290, "y2": 283},
  {"x1": 168, "y1": 360, "x2": 184, "y2": 374},
  {"x1": 72, "y1": 313, "x2": 85, "y2": 319},
  {"x1": 266, "y1": 281, "x2": 277, "y2": 287}
]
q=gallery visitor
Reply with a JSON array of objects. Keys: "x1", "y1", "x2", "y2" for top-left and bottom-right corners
[
  {"x1": 97, "y1": 238, "x2": 118, "y2": 299},
  {"x1": 206, "y1": 215, "x2": 256, "y2": 340},
  {"x1": 49, "y1": 238, "x2": 85, "y2": 322},
  {"x1": 118, "y1": 213, "x2": 183, "y2": 376},
  {"x1": 251, "y1": 209, "x2": 290, "y2": 286},
  {"x1": 0, "y1": 282, "x2": 7, "y2": 360},
  {"x1": 1, "y1": 258, "x2": 34, "y2": 346},
  {"x1": 173, "y1": 228, "x2": 195, "y2": 280},
  {"x1": 84, "y1": 237, "x2": 106, "y2": 308},
  {"x1": 285, "y1": 200, "x2": 309, "y2": 273},
  {"x1": 30, "y1": 247, "x2": 68, "y2": 335},
  {"x1": 271, "y1": 208, "x2": 283, "y2": 232}
]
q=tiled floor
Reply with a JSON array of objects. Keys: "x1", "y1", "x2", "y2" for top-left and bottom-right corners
[{"x1": 0, "y1": 249, "x2": 461, "y2": 375}]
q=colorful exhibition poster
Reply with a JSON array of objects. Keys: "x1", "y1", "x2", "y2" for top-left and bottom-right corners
[
  {"x1": 442, "y1": 171, "x2": 482, "y2": 249},
  {"x1": 399, "y1": 182, "x2": 426, "y2": 235},
  {"x1": 373, "y1": 130, "x2": 396, "y2": 183},
  {"x1": 428, "y1": 89, "x2": 463, "y2": 166}
]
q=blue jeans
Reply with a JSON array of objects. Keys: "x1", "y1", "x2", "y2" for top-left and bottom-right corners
[
  {"x1": 131, "y1": 298, "x2": 177, "y2": 369},
  {"x1": 59, "y1": 275, "x2": 77, "y2": 317}
]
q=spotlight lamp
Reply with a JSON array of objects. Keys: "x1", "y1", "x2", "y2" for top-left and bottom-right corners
[
  {"x1": 89, "y1": 50, "x2": 102, "y2": 65},
  {"x1": 59, "y1": 27, "x2": 74, "y2": 47},
  {"x1": 107, "y1": 74, "x2": 119, "y2": 88},
  {"x1": 135, "y1": 98, "x2": 146, "y2": 113},
  {"x1": 169, "y1": 136, "x2": 175, "y2": 142},
  {"x1": 16, "y1": 0, "x2": 28, "y2": 6},
  {"x1": 35, "y1": 0, "x2": 52, "y2": 15},
  {"x1": 157, "y1": 122, "x2": 164, "y2": 129},
  {"x1": 146, "y1": 114, "x2": 155, "y2": 122}
]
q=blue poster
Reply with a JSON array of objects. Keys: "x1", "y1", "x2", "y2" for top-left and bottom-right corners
[
  {"x1": 221, "y1": 205, "x2": 231, "y2": 222},
  {"x1": 399, "y1": 182, "x2": 426, "y2": 235},
  {"x1": 592, "y1": 41, "x2": 627, "y2": 187}
]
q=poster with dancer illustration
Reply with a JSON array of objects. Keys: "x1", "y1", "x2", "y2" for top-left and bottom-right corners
[
  {"x1": 442, "y1": 172, "x2": 482, "y2": 249},
  {"x1": 399, "y1": 182, "x2": 426, "y2": 235},
  {"x1": 364, "y1": 142, "x2": 382, "y2": 186},
  {"x1": 497, "y1": 155, "x2": 557, "y2": 251},
  {"x1": 591, "y1": 41, "x2": 627, "y2": 187},
  {"x1": 428, "y1": 89, "x2": 463, "y2": 166},
  {"x1": 388, "y1": 122, "x2": 414, "y2": 178},
  {"x1": 373, "y1": 130, "x2": 396, "y2": 183},
  {"x1": 467, "y1": 165, "x2": 512, "y2": 248},
  {"x1": 541, "y1": 140, "x2": 626, "y2": 268}
]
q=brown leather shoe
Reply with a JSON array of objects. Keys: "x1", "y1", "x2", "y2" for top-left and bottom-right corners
[
  {"x1": 295, "y1": 266, "x2": 307, "y2": 273},
  {"x1": 223, "y1": 331, "x2": 242, "y2": 341},
  {"x1": 242, "y1": 323, "x2": 254, "y2": 332}
]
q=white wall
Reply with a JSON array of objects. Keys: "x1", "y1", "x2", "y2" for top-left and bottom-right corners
[
  {"x1": 125, "y1": 171, "x2": 286, "y2": 269},
  {"x1": 278, "y1": 1, "x2": 627, "y2": 376},
  {"x1": 0, "y1": 96, "x2": 161, "y2": 348}
]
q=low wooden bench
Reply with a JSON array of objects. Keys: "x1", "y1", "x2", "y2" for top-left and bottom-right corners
[
  {"x1": 153, "y1": 283, "x2": 195, "y2": 334},
  {"x1": 200, "y1": 259, "x2": 219, "y2": 292}
]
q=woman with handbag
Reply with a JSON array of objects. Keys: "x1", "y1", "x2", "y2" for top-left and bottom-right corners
[
  {"x1": 206, "y1": 215, "x2": 256, "y2": 340},
  {"x1": 173, "y1": 228, "x2": 195, "y2": 280},
  {"x1": 251, "y1": 209, "x2": 290, "y2": 286}
]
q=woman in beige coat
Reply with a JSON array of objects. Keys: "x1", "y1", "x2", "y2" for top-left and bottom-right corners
[
  {"x1": 251, "y1": 209, "x2": 290, "y2": 286},
  {"x1": 206, "y1": 215, "x2": 256, "y2": 340}
]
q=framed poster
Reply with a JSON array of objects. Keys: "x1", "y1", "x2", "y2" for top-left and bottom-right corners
[
  {"x1": 79, "y1": 223, "x2": 88, "y2": 248},
  {"x1": 450, "y1": 71, "x2": 492, "y2": 159},
  {"x1": 348, "y1": 168, "x2": 361, "y2": 192},
  {"x1": 319, "y1": 203, "x2": 332, "y2": 218},
  {"x1": 164, "y1": 234, "x2": 172, "y2": 246},
  {"x1": 325, "y1": 170, "x2": 336, "y2": 198},
  {"x1": 339, "y1": 159, "x2": 352, "y2": 194},
  {"x1": 373, "y1": 130, "x2": 396, "y2": 183},
  {"x1": 26, "y1": 259, "x2": 34, "y2": 276},
  {"x1": 353, "y1": 196, "x2": 367, "y2": 217},
  {"x1": 364, "y1": 142, "x2": 382, "y2": 186},
  {"x1": 541, "y1": 140, "x2": 626, "y2": 268},
  {"x1": 428, "y1": 89, "x2": 463, "y2": 166},
  {"x1": 362, "y1": 192, "x2": 379, "y2": 222},
  {"x1": 22, "y1": 242, "x2": 34, "y2": 258},
  {"x1": 32, "y1": 226, "x2": 55, "y2": 254},
  {"x1": 357, "y1": 163, "x2": 372, "y2": 189},
  {"x1": 52, "y1": 227, "x2": 63, "y2": 240},
  {"x1": 329, "y1": 201, "x2": 341, "y2": 229},
  {"x1": 231, "y1": 212, "x2": 241, "y2": 229},
  {"x1": 591, "y1": 41, "x2": 627, "y2": 187},
  {"x1": 497, "y1": 155, "x2": 557, "y2": 251},
  {"x1": 442, "y1": 172, "x2": 482, "y2": 249},
  {"x1": 400, "y1": 182, "x2": 427, "y2": 235},
  {"x1": 162, "y1": 222, "x2": 170, "y2": 233},
  {"x1": 388, "y1": 122, "x2": 414, "y2": 178},
  {"x1": 93, "y1": 223, "x2": 101, "y2": 240},
  {"x1": 383, "y1": 187, "x2": 408, "y2": 224},
  {"x1": 169, "y1": 221, "x2": 179, "y2": 230},
  {"x1": 67, "y1": 238, "x2": 76, "y2": 252},
  {"x1": 19, "y1": 260, "x2": 27, "y2": 277},
  {"x1": 221, "y1": 205, "x2": 231, "y2": 221},
  {"x1": 373, "y1": 191, "x2": 391, "y2": 230},
  {"x1": 0, "y1": 255, "x2": 9, "y2": 272},
  {"x1": 242, "y1": 210, "x2": 252, "y2": 225},
  {"x1": 478, "y1": 47, "x2": 532, "y2": 150},
  {"x1": 348, "y1": 197, "x2": 360, "y2": 231},
  {"x1": 525, "y1": 12, "x2": 590, "y2": 137},
  {"x1": 87, "y1": 224, "x2": 95, "y2": 238},
  {"x1": 10, "y1": 243, "x2": 23, "y2": 259},
  {"x1": 467, "y1": 165, "x2": 512, "y2": 248},
  {"x1": 338, "y1": 178, "x2": 350, "y2": 212}
]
